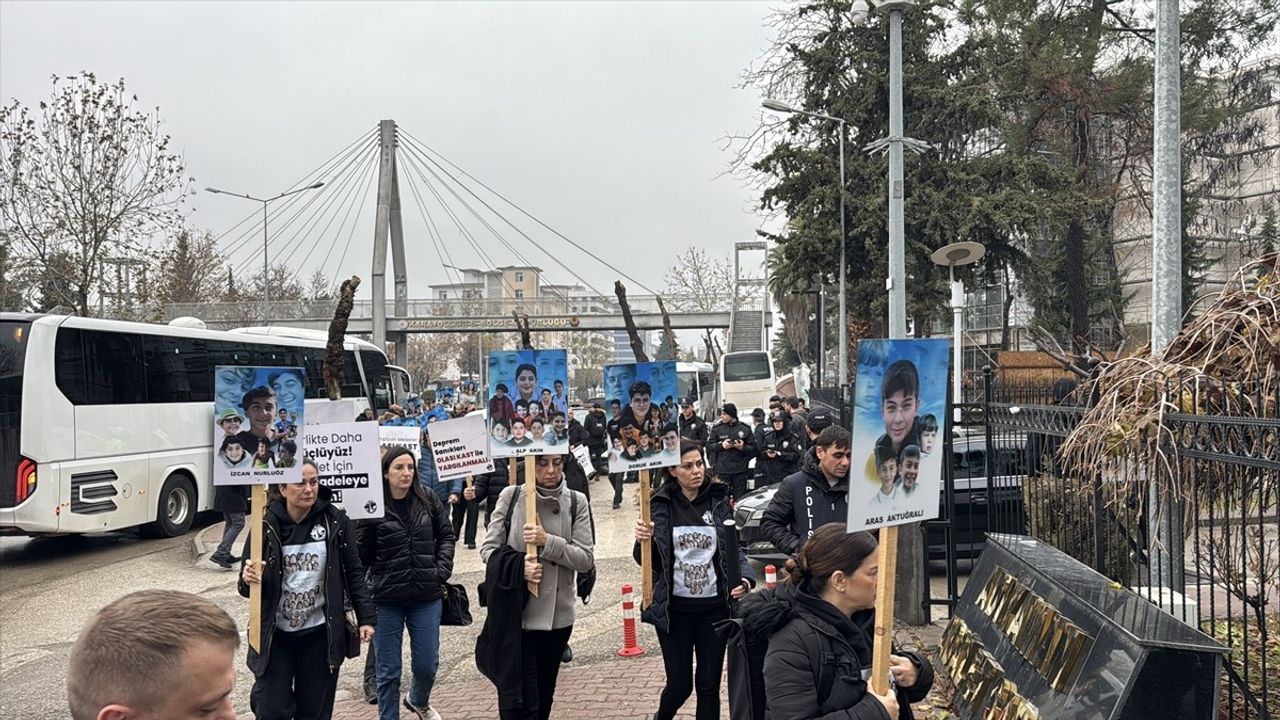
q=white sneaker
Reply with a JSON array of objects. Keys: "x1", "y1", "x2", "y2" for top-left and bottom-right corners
[{"x1": 403, "y1": 694, "x2": 442, "y2": 720}]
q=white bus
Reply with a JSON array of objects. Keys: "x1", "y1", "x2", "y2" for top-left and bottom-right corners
[
  {"x1": 676, "y1": 361, "x2": 717, "y2": 420},
  {"x1": 0, "y1": 314, "x2": 400, "y2": 538},
  {"x1": 718, "y1": 350, "x2": 775, "y2": 418}
]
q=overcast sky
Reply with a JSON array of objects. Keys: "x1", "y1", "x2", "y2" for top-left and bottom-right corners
[{"x1": 1, "y1": 1, "x2": 777, "y2": 300}]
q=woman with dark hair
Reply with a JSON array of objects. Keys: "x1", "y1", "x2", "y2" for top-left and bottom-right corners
[
  {"x1": 358, "y1": 447, "x2": 456, "y2": 720},
  {"x1": 633, "y1": 438, "x2": 754, "y2": 720},
  {"x1": 239, "y1": 459, "x2": 375, "y2": 719},
  {"x1": 764, "y1": 523, "x2": 934, "y2": 719}
]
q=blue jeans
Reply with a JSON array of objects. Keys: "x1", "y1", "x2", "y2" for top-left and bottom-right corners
[{"x1": 374, "y1": 599, "x2": 442, "y2": 719}]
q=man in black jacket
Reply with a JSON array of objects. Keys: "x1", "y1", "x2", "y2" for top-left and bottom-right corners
[
  {"x1": 676, "y1": 397, "x2": 709, "y2": 446},
  {"x1": 759, "y1": 410, "x2": 801, "y2": 487},
  {"x1": 759, "y1": 425, "x2": 852, "y2": 557},
  {"x1": 583, "y1": 403, "x2": 610, "y2": 478},
  {"x1": 706, "y1": 403, "x2": 756, "y2": 501}
]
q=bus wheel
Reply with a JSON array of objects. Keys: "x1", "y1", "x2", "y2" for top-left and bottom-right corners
[{"x1": 147, "y1": 474, "x2": 196, "y2": 538}]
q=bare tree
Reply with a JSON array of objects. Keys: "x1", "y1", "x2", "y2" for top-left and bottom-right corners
[
  {"x1": 403, "y1": 333, "x2": 467, "y2": 391},
  {"x1": 0, "y1": 73, "x2": 192, "y2": 315},
  {"x1": 664, "y1": 247, "x2": 737, "y2": 367}
]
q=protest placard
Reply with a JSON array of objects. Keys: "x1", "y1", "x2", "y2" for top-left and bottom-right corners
[
  {"x1": 427, "y1": 414, "x2": 494, "y2": 480},
  {"x1": 604, "y1": 360, "x2": 680, "y2": 473},
  {"x1": 302, "y1": 421, "x2": 384, "y2": 520},
  {"x1": 213, "y1": 365, "x2": 305, "y2": 486},
  {"x1": 847, "y1": 338, "x2": 949, "y2": 532},
  {"x1": 379, "y1": 425, "x2": 421, "y2": 459},
  {"x1": 485, "y1": 349, "x2": 570, "y2": 458}
]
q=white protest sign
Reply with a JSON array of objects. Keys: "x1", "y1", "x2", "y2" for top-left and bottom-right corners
[
  {"x1": 572, "y1": 443, "x2": 593, "y2": 472},
  {"x1": 302, "y1": 421, "x2": 385, "y2": 520},
  {"x1": 428, "y1": 414, "x2": 494, "y2": 480},
  {"x1": 305, "y1": 399, "x2": 357, "y2": 426},
  {"x1": 380, "y1": 425, "x2": 422, "y2": 459}
]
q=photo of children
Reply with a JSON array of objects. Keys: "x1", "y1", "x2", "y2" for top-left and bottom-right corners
[
  {"x1": 485, "y1": 349, "x2": 570, "y2": 458},
  {"x1": 213, "y1": 365, "x2": 306, "y2": 486},
  {"x1": 847, "y1": 339, "x2": 949, "y2": 531},
  {"x1": 605, "y1": 360, "x2": 680, "y2": 473}
]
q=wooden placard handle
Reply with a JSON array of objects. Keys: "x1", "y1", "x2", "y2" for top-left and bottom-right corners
[
  {"x1": 465, "y1": 475, "x2": 474, "y2": 489},
  {"x1": 524, "y1": 456, "x2": 539, "y2": 598},
  {"x1": 638, "y1": 468, "x2": 653, "y2": 608},
  {"x1": 870, "y1": 526, "x2": 899, "y2": 695},
  {"x1": 508, "y1": 458, "x2": 517, "y2": 486},
  {"x1": 247, "y1": 484, "x2": 267, "y2": 653}
]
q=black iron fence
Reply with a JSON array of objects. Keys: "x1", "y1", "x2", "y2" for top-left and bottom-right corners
[{"x1": 965, "y1": 367, "x2": 1279, "y2": 719}]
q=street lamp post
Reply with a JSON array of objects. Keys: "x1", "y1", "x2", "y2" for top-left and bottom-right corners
[
  {"x1": 205, "y1": 181, "x2": 325, "y2": 319},
  {"x1": 763, "y1": 99, "x2": 849, "y2": 402},
  {"x1": 930, "y1": 242, "x2": 985, "y2": 414},
  {"x1": 852, "y1": 0, "x2": 922, "y2": 340}
]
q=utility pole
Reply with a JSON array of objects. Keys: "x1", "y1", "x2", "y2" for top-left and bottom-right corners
[{"x1": 1150, "y1": 0, "x2": 1184, "y2": 593}]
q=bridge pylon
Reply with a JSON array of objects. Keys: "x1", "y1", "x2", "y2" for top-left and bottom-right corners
[{"x1": 371, "y1": 119, "x2": 409, "y2": 364}]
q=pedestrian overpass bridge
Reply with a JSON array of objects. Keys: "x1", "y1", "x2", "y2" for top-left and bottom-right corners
[{"x1": 165, "y1": 293, "x2": 772, "y2": 336}]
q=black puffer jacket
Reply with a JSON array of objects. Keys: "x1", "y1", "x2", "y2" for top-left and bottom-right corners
[
  {"x1": 760, "y1": 449, "x2": 849, "y2": 556},
  {"x1": 740, "y1": 587, "x2": 933, "y2": 720},
  {"x1": 237, "y1": 487, "x2": 375, "y2": 676},
  {"x1": 357, "y1": 489, "x2": 455, "y2": 605},
  {"x1": 633, "y1": 480, "x2": 753, "y2": 633}
]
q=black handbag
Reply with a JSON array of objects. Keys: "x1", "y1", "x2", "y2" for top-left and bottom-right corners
[
  {"x1": 343, "y1": 605, "x2": 361, "y2": 658},
  {"x1": 441, "y1": 582, "x2": 473, "y2": 626}
]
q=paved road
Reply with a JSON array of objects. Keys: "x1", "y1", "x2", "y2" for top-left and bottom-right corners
[{"x1": 0, "y1": 484, "x2": 959, "y2": 719}]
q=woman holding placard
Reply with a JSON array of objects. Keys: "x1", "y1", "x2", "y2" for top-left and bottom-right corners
[
  {"x1": 763, "y1": 523, "x2": 933, "y2": 719},
  {"x1": 633, "y1": 438, "x2": 754, "y2": 720},
  {"x1": 359, "y1": 447, "x2": 456, "y2": 720},
  {"x1": 238, "y1": 459, "x2": 375, "y2": 719}
]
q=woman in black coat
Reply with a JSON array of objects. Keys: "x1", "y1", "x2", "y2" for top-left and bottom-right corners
[
  {"x1": 238, "y1": 460, "x2": 375, "y2": 720},
  {"x1": 358, "y1": 446, "x2": 456, "y2": 720},
  {"x1": 764, "y1": 523, "x2": 934, "y2": 719},
  {"x1": 633, "y1": 438, "x2": 755, "y2": 720}
]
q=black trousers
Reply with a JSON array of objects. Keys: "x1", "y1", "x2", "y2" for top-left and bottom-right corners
[
  {"x1": 719, "y1": 472, "x2": 749, "y2": 502},
  {"x1": 499, "y1": 625, "x2": 574, "y2": 720},
  {"x1": 250, "y1": 626, "x2": 340, "y2": 720},
  {"x1": 452, "y1": 495, "x2": 479, "y2": 545},
  {"x1": 654, "y1": 603, "x2": 730, "y2": 720},
  {"x1": 610, "y1": 472, "x2": 625, "y2": 505}
]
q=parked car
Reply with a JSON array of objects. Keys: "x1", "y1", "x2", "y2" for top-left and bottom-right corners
[{"x1": 732, "y1": 433, "x2": 1027, "y2": 564}]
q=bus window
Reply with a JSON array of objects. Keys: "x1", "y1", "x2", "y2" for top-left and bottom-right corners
[
  {"x1": 143, "y1": 336, "x2": 212, "y2": 403},
  {"x1": 723, "y1": 352, "x2": 772, "y2": 382}
]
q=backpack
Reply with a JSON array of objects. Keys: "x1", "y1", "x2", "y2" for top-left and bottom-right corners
[
  {"x1": 719, "y1": 616, "x2": 835, "y2": 720},
  {"x1": 500, "y1": 484, "x2": 597, "y2": 604}
]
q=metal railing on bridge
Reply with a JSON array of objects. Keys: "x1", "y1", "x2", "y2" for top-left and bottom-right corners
[{"x1": 165, "y1": 293, "x2": 735, "y2": 328}]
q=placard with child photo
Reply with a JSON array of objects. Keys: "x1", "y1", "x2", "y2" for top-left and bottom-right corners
[
  {"x1": 485, "y1": 349, "x2": 570, "y2": 458},
  {"x1": 604, "y1": 360, "x2": 681, "y2": 473},
  {"x1": 847, "y1": 339, "x2": 949, "y2": 531},
  {"x1": 213, "y1": 365, "x2": 306, "y2": 486}
]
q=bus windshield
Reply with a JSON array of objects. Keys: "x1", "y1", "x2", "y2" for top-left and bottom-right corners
[
  {"x1": 676, "y1": 372, "x2": 696, "y2": 402},
  {"x1": 723, "y1": 352, "x2": 771, "y2": 382}
]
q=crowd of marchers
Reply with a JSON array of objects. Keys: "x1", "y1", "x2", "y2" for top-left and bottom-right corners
[{"x1": 66, "y1": 392, "x2": 934, "y2": 720}]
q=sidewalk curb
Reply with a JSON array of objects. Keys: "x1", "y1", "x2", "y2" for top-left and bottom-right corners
[{"x1": 192, "y1": 520, "x2": 222, "y2": 557}]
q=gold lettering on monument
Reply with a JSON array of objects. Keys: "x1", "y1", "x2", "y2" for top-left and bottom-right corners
[{"x1": 940, "y1": 568, "x2": 1096, "y2": 717}]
